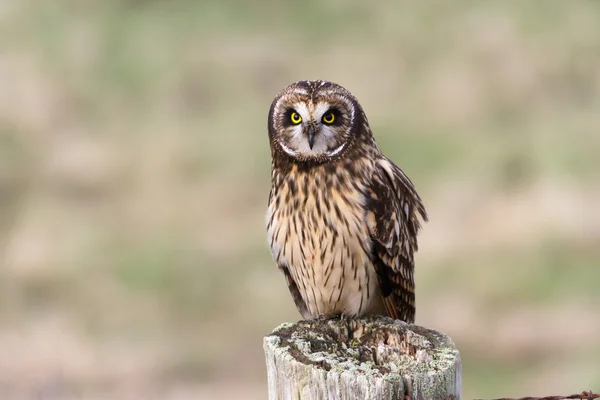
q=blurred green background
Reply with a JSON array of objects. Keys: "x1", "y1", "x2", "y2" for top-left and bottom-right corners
[{"x1": 1, "y1": 1, "x2": 599, "y2": 399}]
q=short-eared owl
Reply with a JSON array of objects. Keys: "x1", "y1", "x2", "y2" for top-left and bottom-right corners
[{"x1": 266, "y1": 80, "x2": 427, "y2": 323}]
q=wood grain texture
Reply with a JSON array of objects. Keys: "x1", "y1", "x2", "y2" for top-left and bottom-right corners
[{"x1": 264, "y1": 316, "x2": 461, "y2": 400}]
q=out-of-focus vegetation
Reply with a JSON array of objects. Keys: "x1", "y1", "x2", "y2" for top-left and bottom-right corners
[{"x1": 1, "y1": 1, "x2": 599, "y2": 398}]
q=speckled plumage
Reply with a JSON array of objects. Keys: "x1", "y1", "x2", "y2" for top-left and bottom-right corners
[{"x1": 266, "y1": 80, "x2": 427, "y2": 323}]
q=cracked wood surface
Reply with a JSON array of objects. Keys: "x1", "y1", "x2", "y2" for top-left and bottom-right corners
[{"x1": 264, "y1": 316, "x2": 461, "y2": 400}]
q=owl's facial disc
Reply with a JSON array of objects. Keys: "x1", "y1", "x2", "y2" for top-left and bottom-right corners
[{"x1": 277, "y1": 100, "x2": 350, "y2": 161}]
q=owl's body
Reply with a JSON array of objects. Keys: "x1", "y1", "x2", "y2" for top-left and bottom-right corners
[{"x1": 266, "y1": 80, "x2": 427, "y2": 323}]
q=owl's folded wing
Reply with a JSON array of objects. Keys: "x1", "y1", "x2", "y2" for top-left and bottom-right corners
[{"x1": 367, "y1": 158, "x2": 428, "y2": 323}]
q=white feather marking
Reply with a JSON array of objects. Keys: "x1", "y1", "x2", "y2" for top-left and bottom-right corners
[
  {"x1": 378, "y1": 159, "x2": 397, "y2": 189},
  {"x1": 314, "y1": 102, "x2": 331, "y2": 119},
  {"x1": 272, "y1": 96, "x2": 287, "y2": 126},
  {"x1": 326, "y1": 142, "x2": 346, "y2": 157},
  {"x1": 294, "y1": 102, "x2": 310, "y2": 119},
  {"x1": 279, "y1": 141, "x2": 298, "y2": 156}
]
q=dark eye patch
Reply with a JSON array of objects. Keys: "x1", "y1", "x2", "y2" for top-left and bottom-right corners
[
  {"x1": 322, "y1": 108, "x2": 342, "y2": 125},
  {"x1": 282, "y1": 108, "x2": 298, "y2": 127}
]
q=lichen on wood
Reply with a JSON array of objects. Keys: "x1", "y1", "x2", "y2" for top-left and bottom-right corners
[{"x1": 264, "y1": 316, "x2": 461, "y2": 400}]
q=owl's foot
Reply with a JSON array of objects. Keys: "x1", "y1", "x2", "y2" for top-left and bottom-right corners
[
  {"x1": 312, "y1": 313, "x2": 355, "y2": 341},
  {"x1": 315, "y1": 313, "x2": 347, "y2": 322}
]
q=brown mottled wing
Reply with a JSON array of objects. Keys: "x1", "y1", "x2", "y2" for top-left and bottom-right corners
[
  {"x1": 367, "y1": 159, "x2": 427, "y2": 323},
  {"x1": 280, "y1": 265, "x2": 309, "y2": 318}
]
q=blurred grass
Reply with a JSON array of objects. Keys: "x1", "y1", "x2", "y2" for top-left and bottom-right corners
[{"x1": 0, "y1": 0, "x2": 599, "y2": 398}]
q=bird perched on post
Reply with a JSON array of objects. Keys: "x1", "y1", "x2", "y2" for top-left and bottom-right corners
[{"x1": 266, "y1": 80, "x2": 427, "y2": 323}]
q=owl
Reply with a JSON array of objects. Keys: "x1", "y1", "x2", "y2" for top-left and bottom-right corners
[{"x1": 266, "y1": 80, "x2": 427, "y2": 323}]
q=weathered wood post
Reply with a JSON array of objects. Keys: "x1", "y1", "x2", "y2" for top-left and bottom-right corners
[{"x1": 264, "y1": 316, "x2": 461, "y2": 400}]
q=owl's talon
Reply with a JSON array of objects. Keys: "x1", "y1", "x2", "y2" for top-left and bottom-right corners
[{"x1": 314, "y1": 313, "x2": 348, "y2": 323}]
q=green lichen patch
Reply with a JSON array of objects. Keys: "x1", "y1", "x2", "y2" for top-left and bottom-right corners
[{"x1": 267, "y1": 316, "x2": 459, "y2": 379}]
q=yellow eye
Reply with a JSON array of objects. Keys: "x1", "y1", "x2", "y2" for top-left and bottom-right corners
[
  {"x1": 290, "y1": 112, "x2": 302, "y2": 124},
  {"x1": 322, "y1": 112, "x2": 335, "y2": 124}
]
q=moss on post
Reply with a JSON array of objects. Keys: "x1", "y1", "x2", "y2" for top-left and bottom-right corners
[{"x1": 264, "y1": 316, "x2": 461, "y2": 400}]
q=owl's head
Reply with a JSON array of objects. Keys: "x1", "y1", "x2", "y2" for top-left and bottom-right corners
[{"x1": 268, "y1": 80, "x2": 368, "y2": 163}]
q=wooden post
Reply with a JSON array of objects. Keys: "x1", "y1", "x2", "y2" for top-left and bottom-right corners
[{"x1": 264, "y1": 316, "x2": 461, "y2": 400}]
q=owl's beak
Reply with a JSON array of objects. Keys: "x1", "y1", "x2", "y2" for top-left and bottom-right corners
[{"x1": 307, "y1": 124, "x2": 318, "y2": 149}]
